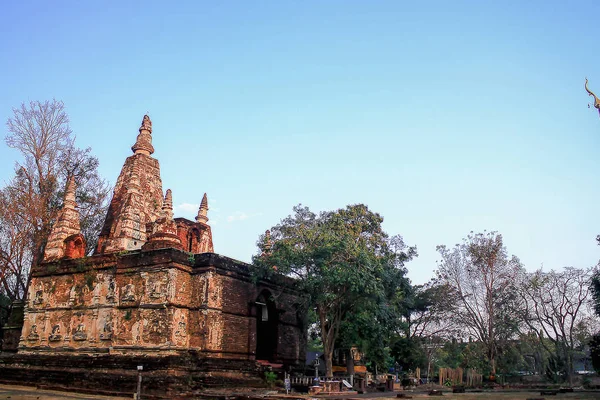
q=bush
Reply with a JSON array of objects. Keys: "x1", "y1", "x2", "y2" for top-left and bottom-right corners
[{"x1": 264, "y1": 371, "x2": 278, "y2": 388}]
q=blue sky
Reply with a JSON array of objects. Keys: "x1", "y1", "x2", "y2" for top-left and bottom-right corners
[{"x1": 1, "y1": 1, "x2": 599, "y2": 284}]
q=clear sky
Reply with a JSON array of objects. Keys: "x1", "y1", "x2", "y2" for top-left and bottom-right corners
[{"x1": 1, "y1": 1, "x2": 599, "y2": 284}]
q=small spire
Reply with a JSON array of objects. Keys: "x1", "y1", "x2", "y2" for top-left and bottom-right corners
[
  {"x1": 263, "y1": 230, "x2": 272, "y2": 254},
  {"x1": 195, "y1": 193, "x2": 209, "y2": 224},
  {"x1": 43, "y1": 177, "x2": 85, "y2": 261},
  {"x1": 131, "y1": 114, "x2": 155, "y2": 155},
  {"x1": 162, "y1": 189, "x2": 173, "y2": 221}
]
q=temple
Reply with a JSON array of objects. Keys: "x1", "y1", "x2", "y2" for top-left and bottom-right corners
[{"x1": 2, "y1": 115, "x2": 306, "y2": 397}]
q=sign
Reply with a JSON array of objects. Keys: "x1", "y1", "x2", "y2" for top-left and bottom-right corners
[
  {"x1": 342, "y1": 380, "x2": 352, "y2": 389},
  {"x1": 284, "y1": 378, "x2": 291, "y2": 393}
]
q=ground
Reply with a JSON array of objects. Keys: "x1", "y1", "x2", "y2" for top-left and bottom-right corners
[
  {"x1": 1, "y1": 385, "x2": 600, "y2": 400},
  {"x1": 0, "y1": 385, "x2": 129, "y2": 400}
]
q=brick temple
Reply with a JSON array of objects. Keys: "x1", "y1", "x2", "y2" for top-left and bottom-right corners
[{"x1": 1, "y1": 115, "x2": 306, "y2": 397}]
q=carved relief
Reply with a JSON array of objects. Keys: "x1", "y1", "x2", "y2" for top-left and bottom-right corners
[
  {"x1": 120, "y1": 282, "x2": 135, "y2": 302},
  {"x1": 100, "y1": 315, "x2": 113, "y2": 340},
  {"x1": 149, "y1": 319, "x2": 161, "y2": 337},
  {"x1": 106, "y1": 278, "x2": 116, "y2": 302},
  {"x1": 32, "y1": 283, "x2": 44, "y2": 306},
  {"x1": 49, "y1": 324, "x2": 62, "y2": 342},
  {"x1": 150, "y1": 280, "x2": 163, "y2": 299},
  {"x1": 73, "y1": 323, "x2": 87, "y2": 341},
  {"x1": 69, "y1": 284, "x2": 89, "y2": 306},
  {"x1": 27, "y1": 324, "x2": 39, "y2": 341},
  {"x1": 174, "y1": 316, "x2": 186, "y2": 338}
]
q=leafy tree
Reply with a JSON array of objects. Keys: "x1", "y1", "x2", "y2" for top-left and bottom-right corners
[
  {"x1": 391, "y1": 336, "x2": 427, "y2": 372},
  {"x1": 0, "y1": 100, "x2": 110, "y2": 308},
  {"x1": 252, "y1": 204, "x2": 416, "y2": 377},
  {"x1": 435, "y1": 231, "x2": 523, "y2": 376}
]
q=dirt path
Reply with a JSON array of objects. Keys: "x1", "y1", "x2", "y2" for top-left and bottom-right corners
[{"x1": 0, "y1": 384, "x2": 129, "y2": 400}]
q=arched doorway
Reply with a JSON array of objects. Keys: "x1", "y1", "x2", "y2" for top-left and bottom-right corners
[{"x1": 255, "y1": 290, "x2": 278, "y2": 361}]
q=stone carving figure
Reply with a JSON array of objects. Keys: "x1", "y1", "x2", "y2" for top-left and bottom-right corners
[
  {"x1": 27, "y1": 324, "x2": 39, "y2": 341},
  {"x1": 100, "y1": 317, "x2": 113, "y2": 340},
  {"x1": 33, "y1": 283, "x2": 43, "y2": 305},
  {"x1": 73, "y1": 323, "x2": 87, "y2": 341},
  {"x1": 149, "y1": 319, "x2": 161, "y2": 336},
  {"x1": 585, "y1": 78, "x2": 600, "y2": 117},
  {"x1": 106, "y1": 279, "x2": 116, "y2": 302},
  {"x1": 150, "y1": 280, "x2": 162, "y2": 299},
  {"x1": 49, "y1": 324, "x2": 62, "y2": 341},
  {"x1": 175, "y1": 316, "x2": 186, "y2": 338},
  {"x1": 121, "y1": 283, "x2": 135, "y2": 302}
]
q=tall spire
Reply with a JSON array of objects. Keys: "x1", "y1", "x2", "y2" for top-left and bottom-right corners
[
  {"x1": 96, "y1": 113, "x2": 164, "y2": 254},
  {"x1": 162, "y1": 189, "x2": 174, "y2": 221},
  {"x1": 195, "y1": 193, "x2": 209, "y2": 224},
  {"x1": 44, "y1": 176, "x2": 85, "y2": 261},
  {"x1": 131, "y1": 114, "x2": 155, "y2": 155}
]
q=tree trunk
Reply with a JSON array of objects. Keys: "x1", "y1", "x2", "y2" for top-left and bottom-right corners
[
  {"x1": 346, "y1": 349, "x2": 355, "y2": 375},
  {"x1": 324, "y1": 350, "x2": 333, "y2": 379},
  {"x1": 318, "y1": 305, "x2": 335, "y2": 378},
  {"x1": 566, "y1": 347, "x2": 573, "y2": 386}
]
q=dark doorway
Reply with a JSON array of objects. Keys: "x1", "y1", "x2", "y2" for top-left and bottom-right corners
[{"x1": 256, "y1": 290, "x2": 278, "y2": 361}]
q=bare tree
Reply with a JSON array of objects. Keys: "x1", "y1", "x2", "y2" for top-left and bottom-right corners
[
  {"x1": 0, "y1": 100, "x2": 110, "y2": 310},
  {"x1": 519, "y1": 267, "x2": 596, "y2": 384},
  {"x1": 436, "y1": 231, "x2": 523, "y2": 376}
]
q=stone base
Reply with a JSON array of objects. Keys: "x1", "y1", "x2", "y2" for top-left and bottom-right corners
[{"x1": 0, "y1": 351, "x2": 265, "y2": 398}]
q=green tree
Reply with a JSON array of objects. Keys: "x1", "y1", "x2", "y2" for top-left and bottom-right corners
[
  {"x1": 252, "y1": 204, "x2": 416, "y2": 377},
  {"x1": 337, "y1": 270, "x2": 411, "y2": 373}
]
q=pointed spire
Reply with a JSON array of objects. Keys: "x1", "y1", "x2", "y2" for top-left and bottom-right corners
[
  {"x1": 44, "y1": 176, "x2": 85, "y2": 261},
  {"x1": 195, "y1": 193, "x2": 209, "y2": 224},
  {"x1": 162, "y1": 189, "x2": 173, "y2": 221},
  {"x1": 64, "y1": 175, "x2": 77, "y2": 206},
  {"x1": 263, "y1": 230, "x2": 272, "y2": 254},
  {"x1": 131, "y1": 114, "x2": 155, "y2": 155}
]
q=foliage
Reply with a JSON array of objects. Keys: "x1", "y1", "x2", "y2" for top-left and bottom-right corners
[
  {"x1": 0, "y1": 100, "x2": 110, "y2": 304},
  {"x1": 264, "y1": 371, "x2": 278, "y2": 388},
  {"x1": 252, "y1": 204, "x2": 416, "y2": 377},
  {"x1": 435, "y1": 231, "x2": 523, "y2": 375},
  {"x1": 337, "y1": 263, "x2": 412, "y2": 371},
  {"x1": 400, "y1": 282, "x2": 460, "y2": 340},
  {"x1": 391, "y1": 336, "x2": 427, "y2": 371},
  {"x1": 390, "y1": 281, "x2": 461, "y2": 375}
]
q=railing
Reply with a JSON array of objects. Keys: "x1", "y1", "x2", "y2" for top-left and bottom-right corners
[{"x1": 290, "y1": 375, "x2": 354, "y2": 385}]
